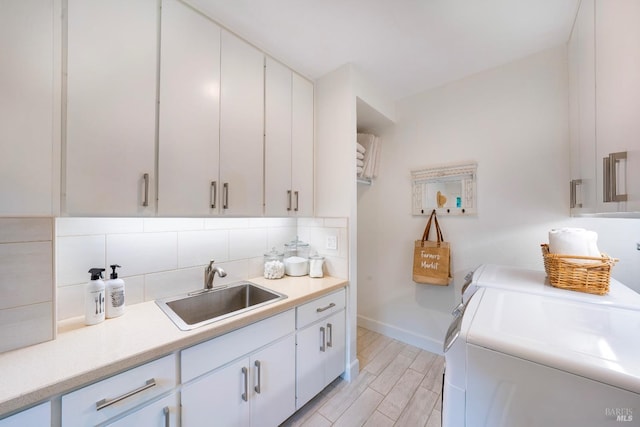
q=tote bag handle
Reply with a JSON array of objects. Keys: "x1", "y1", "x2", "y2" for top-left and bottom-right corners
[{"x1": 420, "y1": 210, "x2": 444, "y2": 246}]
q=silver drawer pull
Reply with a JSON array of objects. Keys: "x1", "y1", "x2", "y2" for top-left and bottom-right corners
[
  {"x1": 210, "y1": 181, "x2": 217, "y2": 209},
  {"x1": 241, "y1": 366, "x2": 249, "y2": 402},
  {"x1": 320, "y1": 326, "x2": 326, "y2": 352},
  {"x1": 254, "y1": 360, "x2": 262, "y2": 394},
  {"x1": 316, "y1": 302, "x2": 336, "y2": 313},
  {"x1": 96, "y1": 378, "x2": 156, "y2": 411},
  {"x1": 327, "y1": 323, "x2": 333, "y2": 348},
  {"x1": 142, "y1": 173, "x2": 150, "y2": 207}
]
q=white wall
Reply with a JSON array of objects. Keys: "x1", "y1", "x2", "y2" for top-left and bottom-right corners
[
  {"x1": 358, "y1": 46, "x2": 640, "y2": 354},
  {"x1": 55, "y1": 217, "x2": 349, "y2": 321}
]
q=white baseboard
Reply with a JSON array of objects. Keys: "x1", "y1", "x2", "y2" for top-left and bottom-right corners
[
  {"x1": 341, "y1": 357, "x2": 360, "y2": 382},
  {"x1": 357, "y1": 315, "x2": 444, "y2": 355}
]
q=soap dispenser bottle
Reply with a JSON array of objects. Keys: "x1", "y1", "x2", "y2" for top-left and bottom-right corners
[
  {"x1": 105, "y1": 264, "x2": 125, "y2": 318},
  {"x1": 85, "y1": 268, "x2": 106, "y2": 325}
]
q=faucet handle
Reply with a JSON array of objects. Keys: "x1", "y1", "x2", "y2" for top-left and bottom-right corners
[{"x1": 206, "y1": 260, "x2": 215, "y2": 270}]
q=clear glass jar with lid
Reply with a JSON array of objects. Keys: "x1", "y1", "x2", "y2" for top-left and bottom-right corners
[
  {"x1": 284, "y1": 236, "x2": 310, "y2": 259},
  {"x1": 263, "y1": 247, "x2": 285, "y2": 279}
]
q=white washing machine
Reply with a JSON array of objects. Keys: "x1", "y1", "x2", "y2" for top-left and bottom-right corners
[{"x1": 443, "y1": 287, "x2": 640, "y2": 427}]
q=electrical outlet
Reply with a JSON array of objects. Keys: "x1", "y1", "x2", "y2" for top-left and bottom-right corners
[{"x1": 326, "y1": 235, "x2": 338, "y2": 250}]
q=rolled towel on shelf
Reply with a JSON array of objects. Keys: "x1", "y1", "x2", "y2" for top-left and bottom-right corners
[
  {"x1": 356, "y1": 142, "x2": 366, "y2": 154},
  {"x1": 356, "y1": 166, "x2": 364, "y2": 175},
  {"x1": 356, "y1": 151, "x2": 364, "y2": 160},
  {"x1": 356, "y1": 159, "x2": 364, "y2": 167},
  {"x1": 548, "y1": 228, "x2": 601, "y2": 260}
]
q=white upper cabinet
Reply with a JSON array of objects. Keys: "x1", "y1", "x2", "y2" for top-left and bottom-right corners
[
  {"x1": 265, "y1": 58, "x2": 314, "y2": 216},
  {"x1": 594, "y1": 0, "x2": 640, "y2": 213},
  {"x1": 570, "y1": 0, "x2": 640, "y2": 215},
  {"x1": 0, "y1": 0, "x2": 55, "y2": 216},
  {"x1": 158, "y1": 0, "x2": 221, "y2": 216},
  {"x1": 65, "y1": 0, "x2": 158, "y2": 216},
  {"x1": 219, "y1": 31, "x2": 265, "y2": 216},
  {"x1": 568, "y1": 0, "x2": 596, "y2": 214}
]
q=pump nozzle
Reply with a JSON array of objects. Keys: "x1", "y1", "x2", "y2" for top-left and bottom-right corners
[
  {"x1": 110, "y1": 264, "x2": 121, "y2": 279},
  {"x1": 89, "y1": 268, "x2": 106, "y2": 280}
]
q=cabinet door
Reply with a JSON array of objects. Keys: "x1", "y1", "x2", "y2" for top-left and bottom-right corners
[
  {"x1": 250, "y1": 335, "x2": 296, "y2": 426},
  {"x1": 265, "y1": 58, "x2": 293, "y2": 217},
  {"x1": 291, "y1": 74, "x2": 314, "y2": 216},
  {"x1": 157, "y1": 0, "x2": 220, "y2": 216},
  {"x1": 219, "y1": 31, "x2": 264, "y2": 216},
  {"x1": 65, "y1": 0, "x2": 158, "y2": 216},
  {"x1": 0, "y1": 0, "x2": 54, "y2": 216},
  {"x1": 105, "y1": 393, "x2": 178, "y2": 427},
  {"x1": 595, "y1": 0, "x2": 640, "y2": 212},
  {"x1": 324, "y1": 310, "x2": 346, "y2": 384},
  {"x1": 296, "y1": 322, "x2": 330, "y2": 409},
  {"x1": 181, "y1": 358, "x2": 250, "y2": 427},
  {"x1": 0, "y1": 401, "x2": 50, "y2": 427},
  {"x1": 568, "y1": 0, "x2": 597, "y2": 214}
]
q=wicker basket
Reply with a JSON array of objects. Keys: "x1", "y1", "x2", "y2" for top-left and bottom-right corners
[{"x1": 541, "y1": 244, "x2": 617, "y2": 295}]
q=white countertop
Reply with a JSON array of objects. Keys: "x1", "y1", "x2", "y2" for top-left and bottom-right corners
[{"x1": 0, "y1": 275, "x2": 348, "y2": 417}]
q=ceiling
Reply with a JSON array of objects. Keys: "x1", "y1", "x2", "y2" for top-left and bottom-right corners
[{"x1": 186, "y1": 0, "x2": 580, "y2": 101}]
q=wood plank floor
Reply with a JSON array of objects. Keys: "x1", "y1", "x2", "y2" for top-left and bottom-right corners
[{"x1": 281, "y1": 327, "x2": 444, "y2": 427}]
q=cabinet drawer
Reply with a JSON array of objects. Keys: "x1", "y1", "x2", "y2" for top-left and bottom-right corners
[
  {"x1": 181, "y1": 309, "x2": 295, "y2": 383},
  {"x1": 296, "y1": 289, "x2": 346, "y2": 329},
  {"x1": 61, "y1": 354, "x2": 177, "y2": 427}
]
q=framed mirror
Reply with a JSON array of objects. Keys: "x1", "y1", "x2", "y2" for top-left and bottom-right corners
[{"x1": 411, "y1": 162, "x2": 477, "y2": 215}]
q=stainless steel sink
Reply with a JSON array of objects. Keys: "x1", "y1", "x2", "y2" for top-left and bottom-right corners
[{"x1": 155, "y1": 281, "x2": 287, "y2": 331}]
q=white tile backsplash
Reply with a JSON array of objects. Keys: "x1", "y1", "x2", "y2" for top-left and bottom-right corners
[
  {"x1": 229, "y1": 228, "x2": 268, "y2": 259},
  {"x1": 54, "y1": 217, "x2": 348, "y2": 320},
  {"x1": 107, "y1": 232, "x2": 178, "y2": 277},
  {"x1": 56, "y1": 235, "x2": 106, "y2": 286},
  {"x1": 178, "y1": 230, "x2": 229, "y2": 268}
]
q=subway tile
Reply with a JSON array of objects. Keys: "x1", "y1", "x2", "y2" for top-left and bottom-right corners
[
  {"x1": 324, "y1": 256, "x2": 348, "y2": 279},
  {"x1": 107, "y1": 232, "x2": 177, "y2": 277},
  {"x1": 204, "y1": 218, "x2": 249, "y2": 230},
  {"x1": 122, "y1": 275, "x2": 145, "y2": 306},
  {"x1": 229, "y1": 228, "x2": 268, "y2": 260},
  {"x1": 143, "y1": 218, "x2": 205, "y2": 233},
  {"x1": 323, "y1": 217, "x2": 348, "y2": 228},
  {"x1": 0, "y1": 217, "x2": 52, "y2": 243},
  {"x1": 0, "y1": 241, "x2": 53, "y2": 309},
  {"x1": 55, "y1": 217, "x2": 143, "y2": 236},
  {"x1": 178, "y1": 230, "x2": 229, "y2": 268},
  {"x1": 56, "y1": 235, "x2": 106, "y2": 286},
  {"x1": 57, "y1": 283, "x2": 84, "y2": 320},
  {"x1": 214, "y1": 259, "x2": 250, "y2": 284},
  {"x1": 248, "y1": 256, "x2": 263, "y2": 279},
  {"x1": 144, "y1": 267, "x2": 202, "y2": 300},
  {"x1": 0, "y1": 302, "x2": 53, "y2": 353},
  {"x1": 249, "y1": 217, "x2": 296, "y2": 228},
  {"x1": 267, "y1": 226, "x2": 297, "y2": 252},
  {"x1": 298, "y1": 218, "x2": 324, "y2": 227}
]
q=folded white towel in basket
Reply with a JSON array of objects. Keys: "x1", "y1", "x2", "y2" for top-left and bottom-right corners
[{"x1": 548, "y1": 228, "x2": 601, "y2": 259}]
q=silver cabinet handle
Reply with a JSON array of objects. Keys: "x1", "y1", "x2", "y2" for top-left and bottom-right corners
[
  {"x1": 327, "y1": 323, "x2": 333, "y2": 348},
  {"x1": 570, "y1": 179, "x2": 582, "y2": 208},
  {"x1": 603, "y1": 157, "x2": 611, "y2": 203},
  {"x1": 294, "y1": 191, "x2": 299, "y2": 212},
  {"x1": 142, "y1": 173, "x2": 150, "y2": 207},
  {"x1": 223, "y1": 182, "x2": 229, "y2": 209},
  {"x1": 320, "y1": 326, "x2": 326, "y2": 352},
  {"x1": 610, "y1": 152, "x2": 628, "y2": 202},
  {"x1": 163, "y1": 406, "x2": 170, "y2": 427},
  {"x1": 254, "y1": 360, "x2": 261, "y2": 394},
  {"x1": 287, "y1": 190, "x2": 292, "y2": 211},
  {"x1": 96, "y1": 378, "x2": 156, "y2": 410},
  {"x1": 241, "y1": 366, "x2": 248, "y2": 402},
  {"x1": 210, "y1": 181, "x2": 217, "y2": 209},
  {"x1": 316, "y1": 302, "x2": 336, "y2": 313}
]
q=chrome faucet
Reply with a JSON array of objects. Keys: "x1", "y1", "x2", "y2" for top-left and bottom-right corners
[{"x1": 204, "y1": 260, "x2": 227, "y2": 290}]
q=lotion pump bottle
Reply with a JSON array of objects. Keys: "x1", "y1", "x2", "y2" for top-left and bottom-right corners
[
  {"x1": 106, "y1": 264, "x2": 125, "y2": 318},
  {"x1": 85, "y1": 268, "x2": 106, "y2": 325}
]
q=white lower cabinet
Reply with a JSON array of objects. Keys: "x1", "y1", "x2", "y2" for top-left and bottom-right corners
[
  {"x1": 181, "y1": 335, "x2": 295, "y2": 427},
  {"x1": 0, "y1": 402, "x2": 50, "y2": 427},
  {"x1": 105, "y1": 393, "x2": 178, "y2": 427},
  {"x1": 295, "y1": 289, "x2": 347, "y2": 409},
  {"x1": 61, "y1": 354, "x2": 177, "y2": 427},
  {"x1": 180, "y1": 309, "x2": 296, "y2": 427}
]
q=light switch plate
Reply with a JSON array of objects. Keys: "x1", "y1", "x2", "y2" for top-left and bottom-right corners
[{"x1": 326, "y1": 235, "x2": 338, "y2": 250}]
